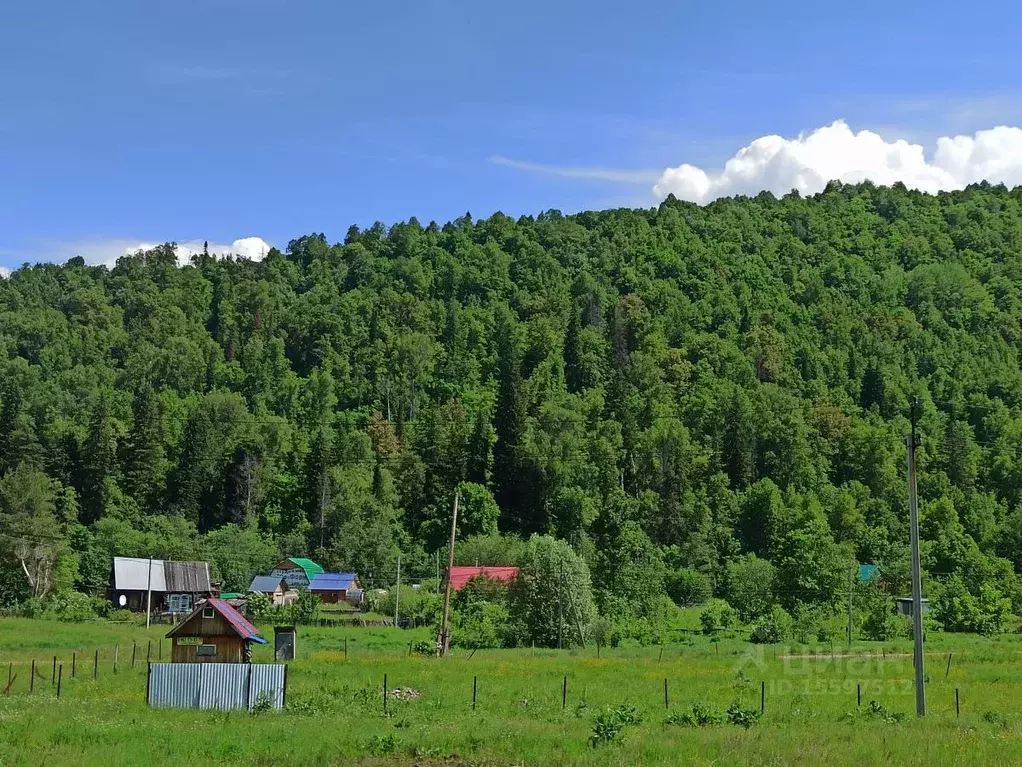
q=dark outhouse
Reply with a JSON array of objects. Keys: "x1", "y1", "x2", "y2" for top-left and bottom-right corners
[{"x1": 166, "y1": 597, "x2": 266, "y2": 663}]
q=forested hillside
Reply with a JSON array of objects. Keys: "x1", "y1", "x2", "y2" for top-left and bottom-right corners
[{"x1": 3, "y1": 180, "x2": 1022, "y2": 633}]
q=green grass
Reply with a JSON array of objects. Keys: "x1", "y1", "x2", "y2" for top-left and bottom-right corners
[{"x1": 2, "y1": 617, "x2": 1022, "y2": 765}]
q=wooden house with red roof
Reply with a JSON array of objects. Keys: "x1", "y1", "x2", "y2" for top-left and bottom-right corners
[{"x1": 166, "y1": 597, "x2": 267, "y2": 663}]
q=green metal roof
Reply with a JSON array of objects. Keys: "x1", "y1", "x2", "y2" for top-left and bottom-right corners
[
  {"x1": 287, "y1": 558, "x2": 324, "y2": 579},
  {"x1": 219, "y1": 592, "x2": 243, "y2": 600},
  {"x1": 859, "y1": 564, "x2": 879, "y2": 583}
]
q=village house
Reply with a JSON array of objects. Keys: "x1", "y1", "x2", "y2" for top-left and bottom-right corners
[
  {"x1": 166, "y1": 597, "x2": 266, "y2": 663},
  {"x1": 308, "y1": 572, "x2": 360, "y2": 604},
  {"x1": 448, "y1": 566, "x2": 519, "y2": 591},
  {"x1": 269, "y1": 557, "x2": 323, "y2": 590},
  {"x1": 110, "y1": 556, "x2": 213, "y2": 614},
  {"x1": 248, "y1": 575, "x2": 296, "y2": 606}
]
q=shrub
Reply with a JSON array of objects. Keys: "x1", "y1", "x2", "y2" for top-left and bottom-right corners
[
  {"x1": 589, "y1": 705, "x2": 642, "y2": 747},
  {"x1": 725, "y1": 702, "x2": 762, "y2": 729},
  {"x1": 750, "y1": 605, "x2": 792, "y2": 644},
  {"x1": 666, "y1": 703, "x2": 723, "y2": 727},
  {"x1": 590, "y1": 616, "x2": 614, "y2": 648},
  {"x1": 700, "y1": 599, "x2": 738, "y2": 635},
  {"x1": 451, "y1": 601, "x2": 510, "y2": 649},
  {"x1": 665, "y1": 568, "x2": 712, "y2": 608}
]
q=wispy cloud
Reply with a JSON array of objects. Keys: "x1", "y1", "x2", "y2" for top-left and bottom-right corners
[{"x1": 489, "y1": 156, "x2": 660, "y2": 184}]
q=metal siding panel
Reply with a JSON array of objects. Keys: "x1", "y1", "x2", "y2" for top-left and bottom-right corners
[
  {"x1": 147, "y1": 663, "x2": 284, "y2": 710},
  {"x1": 248, "y1": 664, "x2": 285, "y2": 710},
  {"x1": 148, "y1": 663, "x2": 200, "y2": 708}
]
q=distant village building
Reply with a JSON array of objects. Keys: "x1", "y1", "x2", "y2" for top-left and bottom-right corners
[
  {"x1": 896, "y1": 597, "x2": 931, "y2": 617},
  {"x1": 110, "y1": 557, "x2": 212, "y2": 614},
  {"x1": 308, "y1": 572, "x2": 361, "y2": 604},
  {"x1": 248, "y1": 576, "x2": 296, "y2": 606},
  {"x1": 269, "y1": 558, "x2": 323, "y2": 590},
  {"x1": 448, "y1": 566, "x2": 519, "y2": 591},
  {"x1": 166, "y1": 597, "x2": 266, "y2": 663}
]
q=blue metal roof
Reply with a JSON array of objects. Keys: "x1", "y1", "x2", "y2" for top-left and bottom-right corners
[
  {"x1": 249, "y1": 575, "x2": 286, "y2": 593},
  {"x1": 308, "y1": 572, "x2": 357, "y2": 591}
]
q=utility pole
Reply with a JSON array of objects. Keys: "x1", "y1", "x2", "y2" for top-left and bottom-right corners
[
  {"x1": 437, "y1": 492, "x2": 459, "y2": 657},
  {"x1": 394, "y1": 554, "x2": 401, "y2": 627},
  {"x1": 557, "y1": 560, "x2": 564, "y2": 650},
  {"x1": 847, "y1": 560, "x2": 855, "y2": 648},
  {"x1": 907, "y1": 397, "x2": 926, "y2": 717},
  {"x1": 145, "y1": 556, "x2": 153, "y2": 630}
]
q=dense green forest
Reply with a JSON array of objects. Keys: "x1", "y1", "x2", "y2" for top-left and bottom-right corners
[{"x1": 2, "y1": 180, "x2": 1022, "y2": 638}]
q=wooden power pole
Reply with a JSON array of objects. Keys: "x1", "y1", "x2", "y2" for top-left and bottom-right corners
[
  {"x1": 907, "y1": 398, "x2": 926, "y2": 717},
  {"x1": 437, "y1": 492, "x2": 459, "y2": 657}
]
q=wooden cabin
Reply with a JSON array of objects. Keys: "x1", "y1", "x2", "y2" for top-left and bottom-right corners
[
  {"x1": 308, "y1": 572, "x2": 360, "y2": 604},
  {"x1": 110, "y1": 557, "x2": 213, "y2": 614},
  {"x1": 166, "y1": 597, "x2": 266, "y2": 663}
]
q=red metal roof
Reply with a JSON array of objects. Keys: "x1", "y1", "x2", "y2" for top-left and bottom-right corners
[
  {"x1": 167, "y1": 596, "x2": 267, "y2": 644},
  {"x1": 448, "y1": 566, "x2": 519, "y2": 591}
]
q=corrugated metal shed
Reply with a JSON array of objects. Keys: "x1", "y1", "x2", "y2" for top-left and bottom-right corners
[
  {"x1": 249, "y1": 576, "x2": 286, "y2": 593},
  {"x1": 309, "y1": 572, "x2": 358, "y2": 591}
]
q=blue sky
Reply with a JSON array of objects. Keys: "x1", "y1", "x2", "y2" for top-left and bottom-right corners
[{"x1": 3, "y1": 0, "x2": 1022, "y2": 268}]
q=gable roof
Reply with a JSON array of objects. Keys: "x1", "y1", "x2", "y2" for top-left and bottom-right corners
[
  {"x1": 275, "y1": 558, "x2": 324, "y2": 580},
  {"x1": 166, "y1": 597, "x2": 266, "y2": 643},
  {"x1": 249, "y1": 575, "x2": 287, "y2": 593},
  {"x1": 112, "y1": 557, "x2": 211, "y2": 593},
  {"x1": 448, "y1": 566, "x2": 519, "y2": 591},
  {"x1": 309, "y1": 572, "x2": 357, "y2": 591}
]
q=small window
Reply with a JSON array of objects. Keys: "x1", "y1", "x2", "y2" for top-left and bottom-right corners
[
  {"x1": 196, "y1": 644, "x2": 217, "y2": 657},
  {"x1": 202, "y1": 607, "x2": 214, "y2": 619}
]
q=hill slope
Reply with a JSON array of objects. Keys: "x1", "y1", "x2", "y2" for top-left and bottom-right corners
[{"x1": 2, "y1": 180, "x2": 1021, "y2": 626}]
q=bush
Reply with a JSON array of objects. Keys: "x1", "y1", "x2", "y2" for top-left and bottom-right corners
[
  {"x1": 700, "y1": 599, "x2": 738, "y2": 635},
  {"x1": 725, "y1": 702, "x2": 762, "y2": 729},
  {"x1": 666, "y1": 703, "x2": 723, "y2": 727},
  {"x1": 932, "y1": 575, "x2": 1010, "y2": 635},
  {"x1": 590, "y1": 616, "x2": 614, "y2": 648},
  {"x1": 589, "y1": 705, "x2": 642, "y2": 748},
  {"x1": 48, "y1": 590, "x2": 102, "y2": 622},
  {"x1": 750, "y1": 605, "x2": 792, "y2": 644},
  {"x1": 665, "y1": 568, "x2": 712, "y2": 608},
  {"x1": 451, "y1": 601, "x2": 510, "y2": 649}
]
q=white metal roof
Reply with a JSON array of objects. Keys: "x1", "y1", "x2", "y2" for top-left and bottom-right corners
[{"x1": 113, "y1": 557, "x2": 167, "y2": 591}]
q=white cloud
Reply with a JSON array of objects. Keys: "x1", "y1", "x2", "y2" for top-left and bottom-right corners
[
  {"x1": 0, "y1": 267, "x2": 9, "y2": 280},
  {"x1": 654, "y1": 120, "x2": 1022, "y2": 203},
  {"x1": 59, "y1": 237, "x2": 272, "y2": 268},
  {"x1": 490, "y1": 156, "x2": 660, "y2": 184}
]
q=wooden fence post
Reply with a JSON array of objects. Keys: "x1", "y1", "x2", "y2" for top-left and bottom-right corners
[
  {"x1": 664, "y1": 678, "x2": 669, "y2": 709},
  {"x1": 760, "y1": 681, "x2": 765, "y2": 714},
  {"x1": 473, "y1": 676, "x2": 477, "y2": 710},
  {"x1": 57, "y1": 665, "x2": 62, "y2": 698},
  {"x1": 956, "y1": 688, "x2": 960, "y2": 718},
  {"x1": 72, "y1": 652, "x2": 76, "y2": 679},
  {"x1": 562, "y1": 676, "x2": 567, "y2": 709},
  {"x1": 52, "y1": 656, "x2": 56, "y2": 685},
  {"x1": 30, "y1": 660, "x2": 35, "y2": 693},
  {"x1": 131, "y1": 642, "x2": 136, "y2": 669},
  {"x1": 94, "y1": 650, "x2": 99, "y2": 680},
  {"x1": 383, "y1": 674, "x2": 388, "y2": 715}
]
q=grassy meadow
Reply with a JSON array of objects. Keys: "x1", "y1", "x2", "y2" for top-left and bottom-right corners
[{"x1": 2, "y1": 615, "x2": 1022, "y2": 765}]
